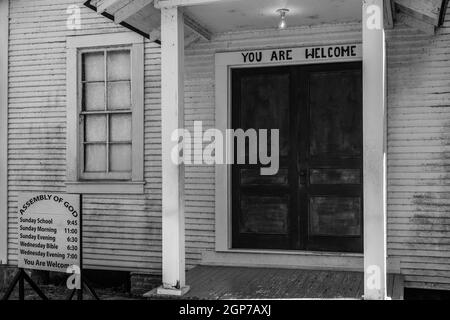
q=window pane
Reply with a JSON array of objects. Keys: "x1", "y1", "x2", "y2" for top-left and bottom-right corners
[
  {"x1": 83, "y1": 83, "x2": 105, "y2": 111},
  {"x1": 82, "y1": 52, "x2": 104, "y2": 82},
  {"x1": 110, "y1": 114, "x2": 131, "y2": 142},
  {"x1": 107, "y1": 50, "x2": 130, "y2": 81},
  {"x1": 84, "y1": 115, "x2": 106, "y2": 142},
  {"x1": 85, "y1": 144, "x2": 106, "y2": 172},
  {"x1": 110, "y1": 144, "x2": 131, "y2": 172},
  {"x1": 108, "y1": 81, "x2": 130, "y2": 110}
]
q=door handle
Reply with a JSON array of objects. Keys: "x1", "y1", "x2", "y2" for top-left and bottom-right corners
[{"x1": 299, "y1": 169, "x2": 307, "y2": 186}]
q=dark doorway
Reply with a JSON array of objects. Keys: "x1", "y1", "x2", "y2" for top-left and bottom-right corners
[{"x1": 231, "y1": 62, "x2": 363, "y2": 253}]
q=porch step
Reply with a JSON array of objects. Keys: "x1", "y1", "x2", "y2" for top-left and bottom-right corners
[{"x1": 176, "y1": 265, "x2": 403, "y2": 300}]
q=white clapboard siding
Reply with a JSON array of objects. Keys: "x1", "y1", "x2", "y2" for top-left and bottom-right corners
[
  {"x1": 385, "y1": 10, "x2": 450, "y2": 290},
  {"x1": 7, "y1": 0, "x2": 163, "y2": 274}
]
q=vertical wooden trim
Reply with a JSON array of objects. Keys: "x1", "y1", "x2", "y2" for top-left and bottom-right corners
[
  {"x1": 132, "y1": 41, "x2": 144, "y2": 181},
  {"x1": 362, "y1": 0, "x2": 387, "y2": 300},
  {"x1": 160, "y1": 6, "x2": 187, "y2": 290},
  {"x1": 214, "y1": 60, "x2": 229, "y2": 251},
  {"x1": 0, "y1": 0, "x2": 9, "y2": 265},
  {"x1": 66, "y1": 47, "x2": 79, "y2": 182}
]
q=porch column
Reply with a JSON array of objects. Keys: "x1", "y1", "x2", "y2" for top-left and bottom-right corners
[
  {"x1": 362, "y1": 0, "x2": 387, "y2": 299},
  {"x1": 0, "y1": 0, "x2": 8, "y2": 265},
  {"x1": 158, "y1": 5, "x2": 189, "y2": 295}
]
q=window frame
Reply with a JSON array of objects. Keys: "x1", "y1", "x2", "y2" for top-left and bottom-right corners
[{"x1": 66, "y1": 32, "x2": 144, "y2": 194}]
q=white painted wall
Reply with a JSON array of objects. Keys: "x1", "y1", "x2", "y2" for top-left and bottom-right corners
[
  {"x1": 7, "y1": 0, "x2": 163, "y2": 274},
  {"x1": 386, "y1": 19, "x2": 450, "y2": 290}
]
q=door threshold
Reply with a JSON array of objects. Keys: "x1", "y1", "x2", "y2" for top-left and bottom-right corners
[
  {"x1": 217, "y1": 248, "x2": 363, "y2": 257},
  {"x1": 202, "y1": 250, "x2": 401, "y2": 273}
]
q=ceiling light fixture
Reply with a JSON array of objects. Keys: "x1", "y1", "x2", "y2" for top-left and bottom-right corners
[{"x1": 277, "y1": 8, "x2": 290, "y2": 30}]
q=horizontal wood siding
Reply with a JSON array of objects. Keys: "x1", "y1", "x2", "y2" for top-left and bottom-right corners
[
  {"x1": 7, "y1": 0, "x2": 162, "y2": 274},
  {"x1": 386, "y1": 11, "x2": 450, "y2": 290}
]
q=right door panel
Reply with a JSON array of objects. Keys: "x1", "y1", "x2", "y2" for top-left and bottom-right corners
[{"x1": 299, "y1": 63, "x2": 363, "y2": 253}]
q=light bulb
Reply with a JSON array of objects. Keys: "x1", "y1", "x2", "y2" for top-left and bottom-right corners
[
  {"x1": 277, "y1": 9, "x2": 289, "y2": 30},
  {"x1": 279, "y1": 16, "x2": 287, "y2": 29}
]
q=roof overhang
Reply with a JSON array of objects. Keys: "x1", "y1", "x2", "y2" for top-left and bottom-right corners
[
  {"x1": 85, "y1": 0, "x2": 450, "y2": 45},
  {"x1": 84, "y1": 0, "x2": 161, "y2": 43},
  {"x1": 85, "y1": 0, "x2": 212, "y2": 46}
]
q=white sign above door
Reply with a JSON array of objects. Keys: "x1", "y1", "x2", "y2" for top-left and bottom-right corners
[{"x1": 216, "y1": 44, "x2": 362, "y2": 67}]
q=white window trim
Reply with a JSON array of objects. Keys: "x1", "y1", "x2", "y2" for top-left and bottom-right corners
[
  {"x1": 66, "y1": 32, "x2": 145, "y2": 194},
  {"x1": 0, "y1": 0, "x2": 8, "y2": 264},
  {"x1": 214, "y1": 44, "x2": 362, "y2": 252}
]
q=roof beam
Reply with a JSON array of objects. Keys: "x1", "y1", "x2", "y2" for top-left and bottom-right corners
[
  {"x1": 115, "y1": 0, "x2": 154, "y2": 23},
  {"x1": 384, "y1": 0, "x2": 396, "y2": 29},
  {"x1": 394, "y1": 0, "x2": 442, "y2": 26},
  {"x1": 112, "y1": 0, "x2": 212, "y2": 40},
  {"x1": 182, "y1": 12, "x2": 211, "y2": 41},
  {"x1": 149, "y1": 26, "x2": 161, "y2": 42},
  {"x1": 439, "y1": 0, "x2": 449, "y2": 26},
  {"x1": 97, "y1": 0, "x2": 127, "y2": 13},
  {"x1": 396, "y1": 11, "x2": 436, "y2": 34}
]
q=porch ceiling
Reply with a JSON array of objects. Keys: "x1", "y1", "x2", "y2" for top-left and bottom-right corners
[
  {"x1": 86, "y1": 0, "x2": 449, "y2": 43},
  {"x1": 183, "y1": 0, "x2": 362, "y2": 34}
]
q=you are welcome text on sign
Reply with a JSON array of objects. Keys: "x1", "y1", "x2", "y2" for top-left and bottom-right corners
[{"x1": 233, "y1": 44, "x2": 361, "y2": 65}]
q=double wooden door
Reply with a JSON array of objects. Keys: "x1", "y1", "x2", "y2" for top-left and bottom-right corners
[{"x1": 231, "y1": 62, "x2": 363, "y2": 253}]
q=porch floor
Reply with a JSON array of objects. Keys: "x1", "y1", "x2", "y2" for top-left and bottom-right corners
[{"x1": 179, "y1": 265, "x2": 404, "y2": 300}]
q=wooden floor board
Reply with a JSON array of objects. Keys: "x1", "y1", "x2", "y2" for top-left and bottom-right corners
[
  {"x1": 183, "y1": 266, "x2": 403, "y2": 299},
  {"x1": 282, "y1": 269, "x2": 309, "y2": 298}
]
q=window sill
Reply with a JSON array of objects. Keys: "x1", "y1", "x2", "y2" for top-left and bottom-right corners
[{"x1": 66, "y1": 181, "x2": 145, "y2": 194}]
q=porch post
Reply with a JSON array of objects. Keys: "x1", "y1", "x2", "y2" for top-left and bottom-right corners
[
  {"x1": 158, "y1": 5, "x2": 189, "y2": 295},
  {"x1": 362, "y1": 0, "x2": 387, "y2": 299},
  {"x1": 0, "y1": 0, "x2": 8, "y2": 265}
]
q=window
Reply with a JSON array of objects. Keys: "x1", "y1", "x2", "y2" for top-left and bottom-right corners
[
  {"x1": 81, "y1": 49, "x2": 132, "y2": 180},
  {"x1": 66, "y1": 33, "x2": 144, "y2": 194}
]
